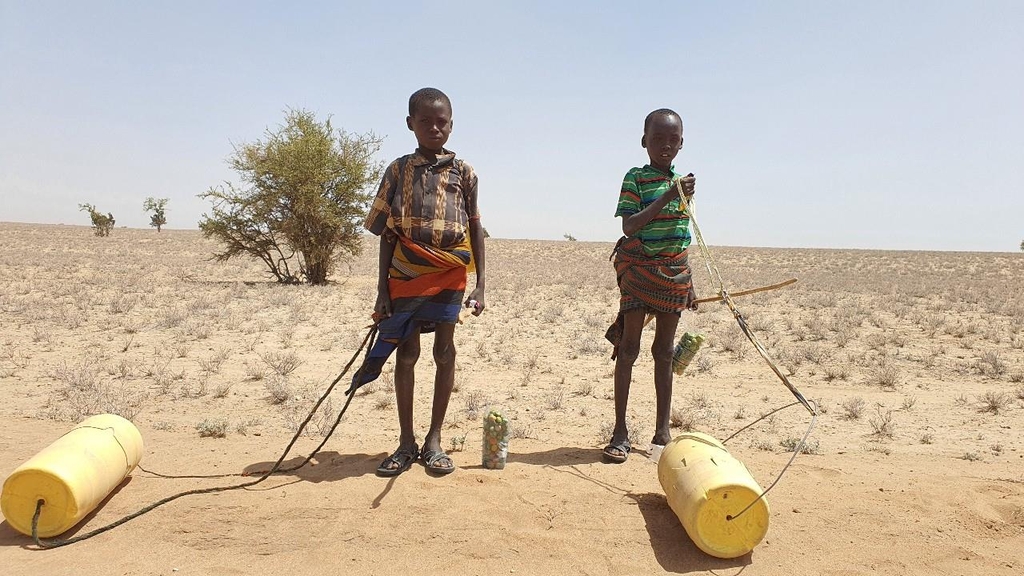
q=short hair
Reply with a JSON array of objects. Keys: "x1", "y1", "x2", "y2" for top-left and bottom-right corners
[
  {"x1": 644, "y1": 108, "x2": 682, "y2": 132},
  {"x1": 408, "y1": 87, "x2": 452, "y2": 116}
]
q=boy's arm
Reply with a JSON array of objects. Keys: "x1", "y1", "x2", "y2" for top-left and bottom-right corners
[
  {"x1": 461, "y1": 160, "x2": 485, "y2": 316},
  {"x1": 620, "y1": 174, "x2": 695, "y2": 237},
  {"x1": 466, "y1": 217, "x2": 486, "y2": 315},
  {"x1": 375, "y1": 234, "x2": 397, "y2": 318},
  {"x1": 621, "y1": 193, "x2": 674, "y2": 237},
  {"x1": 367, "y1": 160, "x2": 401, "y2": 319}
]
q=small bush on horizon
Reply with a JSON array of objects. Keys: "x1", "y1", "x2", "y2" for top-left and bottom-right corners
[
  {"x1": 78, "y1": 203, "x2": 115, "y2": 236},
  {"x1": 143, "y1": 197, "x2": 169, "y2": 232}
]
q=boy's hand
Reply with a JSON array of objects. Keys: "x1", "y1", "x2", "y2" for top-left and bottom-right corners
[
  {"x1": 677, "y1": 173, "x2": 696, "y2": 198},
  {"x1": 465, "y1": 289, "x2": 485, "y2": 316},
  {"x1": 374, "y1": 287, "x2": 392, "y2": 318}
]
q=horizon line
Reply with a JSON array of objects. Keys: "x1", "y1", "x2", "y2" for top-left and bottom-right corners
[{"x1": 2, "y1": 221, "x2": 1021, "y2": 255}]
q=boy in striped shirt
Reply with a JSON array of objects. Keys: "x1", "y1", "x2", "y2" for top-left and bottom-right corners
[
  {"x1": 357, "y1": 87, "x2": 487, "y2": 477},
  {"x1": 603, "y1": 108, "x2": 697, "y2": 463}
]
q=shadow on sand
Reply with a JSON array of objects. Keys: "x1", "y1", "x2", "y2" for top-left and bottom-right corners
[
  {"x1": 629, "y1": 491, "x2": 752, "y2": 574},
  {"x1": 506, "y1": 446, "x2": 607, "y2": 467},
  {"x1": 241, "y1": 450, "x2": 382, "y2": 484}
]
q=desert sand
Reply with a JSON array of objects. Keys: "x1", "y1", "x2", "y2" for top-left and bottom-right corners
[{"x1": 1, "y1": 222, "x2": 1022, "y2": 575}]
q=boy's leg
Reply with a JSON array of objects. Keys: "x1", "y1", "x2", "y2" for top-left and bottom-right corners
[
  {"x1": 421, "y1": 322, "x2": 457, "y2": 471},
  {"x1": 608, "y1": 309, "x2": 646, "y2": 460},
  {"x1": 651, "y1": 311, "x2": 681, "y2": 446},
  {"x1": 378, "y1": 327, "x2": 421, "y2": 474},
  {"x1": 394, "y1": 328, "x2": 421, "y2": 447}
]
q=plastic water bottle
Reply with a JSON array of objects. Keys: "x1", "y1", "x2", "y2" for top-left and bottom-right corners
[
  {"x1": 482, "y1": 409, "x2": 510, "y2": 469},
  {"x1": 672, "y1": 332, "x2": 705, "y2": 375}
]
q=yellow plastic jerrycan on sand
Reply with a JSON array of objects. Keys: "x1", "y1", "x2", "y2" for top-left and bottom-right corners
[
  {"x1": 657, "y1": 431, "x2": 769, "y2": 559},
  {"x1": 2, "y1": 413, "x2": 144, "y2": 537}
]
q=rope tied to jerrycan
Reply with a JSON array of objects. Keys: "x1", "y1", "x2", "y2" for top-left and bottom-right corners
[
  {"x1": 29, "y1": 323, "x2": 381, "y2": 549},
  {"x1": 673, "y1": 178, "x2": 819, "y2": 522}
]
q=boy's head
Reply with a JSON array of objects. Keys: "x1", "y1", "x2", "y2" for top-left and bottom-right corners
[
  {"x1": 641, "y1": 108, "x2": 683, "y2": 170},
  {"x1": 407, "y1": 87, "x2": 453, "y2": 154}
]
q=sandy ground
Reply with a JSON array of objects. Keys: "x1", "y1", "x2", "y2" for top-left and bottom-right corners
[{"x1": 1, "y1": 222, "x2": 1022, "y2": 575}]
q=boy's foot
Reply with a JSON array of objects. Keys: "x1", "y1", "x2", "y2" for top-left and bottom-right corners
[
  {"x1": 602, "y1": 438, "x2": 631, "y2": 463},
  {"x1": 651, "y1": 432, "x2": 672, "y2": 446},
  {"x1": 376, "y1": 443, "x2": 419, "y2": 477},
  {"x1": 421, "y1": 448, "x2": 455, "y2": 475}
]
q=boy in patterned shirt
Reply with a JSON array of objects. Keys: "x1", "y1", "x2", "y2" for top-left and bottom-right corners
[
  {"x1": 354, "y1": 87, "x2": 486, "y2": 476},
  {"x1": 603, "y1": 108, "x2": 697, "y2": 463}
]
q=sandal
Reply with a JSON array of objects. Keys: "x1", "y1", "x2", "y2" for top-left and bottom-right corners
[
  {"x1": 421, "y1": 448, "x2": 455, "y2": 475},
  {"x1": 602, "y1": 438, "x2": 631, "y2": 464},
  {"x1": 376, "y1": 443, "x2": 419, "y2": 477}
]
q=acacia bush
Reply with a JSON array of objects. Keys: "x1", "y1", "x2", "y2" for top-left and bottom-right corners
[
  {"x1": 144, "y1": 197, "x2": 168, "y2": 232},
  {"x1": 79, "y1": 203, "x2": 115, "y2": 236},
  {"x1": 199, "y1": 109, "x2": 383, "y2": 284}
]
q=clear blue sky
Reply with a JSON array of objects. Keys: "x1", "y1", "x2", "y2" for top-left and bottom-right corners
[{"x1": 2, "y1": 1, "x2": 1021, "y2": 251}]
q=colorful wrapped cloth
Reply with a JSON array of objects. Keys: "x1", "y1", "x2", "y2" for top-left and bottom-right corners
[
  {"x1": 348, "y1": 234, "x2": 471, "y2": 393},
  {"x1": 605, "y1": 236, "x2": 696, "y2": 358}
]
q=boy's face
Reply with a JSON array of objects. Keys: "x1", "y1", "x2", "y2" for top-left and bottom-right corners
[
  {"x1": 407, "y1": 99, "x2": 453, "y2": 154},
  {"x1": 642, "y1": 114, "x2": 683, "y2": 171}
]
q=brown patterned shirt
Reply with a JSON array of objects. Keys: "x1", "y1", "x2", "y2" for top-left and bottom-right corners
[{"x1": 364, "y1": 149, "x2": 480, "y2": 249}]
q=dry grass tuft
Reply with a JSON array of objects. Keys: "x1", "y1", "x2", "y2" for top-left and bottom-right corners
[
  {"x1": 824, "y1": 364, "x2": 851, "y2": 382},
  {"x1": 510, "y1": 420, "x2": 535, "y2": 439},
  {"x1": 263, "y1": 376, "x2": 292, "y2": 404},
  {"x1": 545, "y1": 388, "x2": 566, "y2": 410},
  {"x1": 573, "y1": 381, "x2": 596, "y2": 397},
  {"x1": 670, "y1": 391, "x2": 719, "y2": 431},
  {"x1": 780, "y1": 436, "x2": 821, "y2": 455},
  {"x1": 868, "y1": 407, "x2": 896, "y2": 438},
  {"x1": 869, "y1": 363, "x2": 902, "y2": 389},
  {"x1": 841, "y1": 397, "x2": 866, "y2": 420},
  {"x1": 196, "y1": 418, "x2": 228, "y2": 438},
  {"x1": 464, "y1": 390, "x2": 486, "y2": 420},
  {"x1": 261, "y1": 350, "x2": 302, "y2": 376},
  {"x1": 977, "y1": 391, "x2": 1010, "y2": 414},
  {"x1": 974, "y1": 351, "x2": 1007, "y2": 378},
  {"x1": 900, "y1": 395, "x2": 917, "y2": 411}
]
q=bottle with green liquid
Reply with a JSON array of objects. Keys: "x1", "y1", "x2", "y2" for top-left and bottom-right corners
[{"x1": 671, "y1": 332, "x2": 705, "y2": 375}]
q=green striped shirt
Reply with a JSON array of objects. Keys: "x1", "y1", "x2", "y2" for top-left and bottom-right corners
[{"x1": 615, "y1": 165, "x2": 691, "y2": 257}]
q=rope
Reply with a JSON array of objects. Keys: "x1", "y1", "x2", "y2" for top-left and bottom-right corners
[
  {"x1": 30, "y1": 324, "x2": 379, "y2": 549},
  {"x1": 676, "y1": 179, "x2": 814, "y2": 415},
  {"x1": 674, "y1": 179, "x2": 818, "y2": 521},
  {"x1": 720, "y1": 400, "x2": 818, "y2": 521}
]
